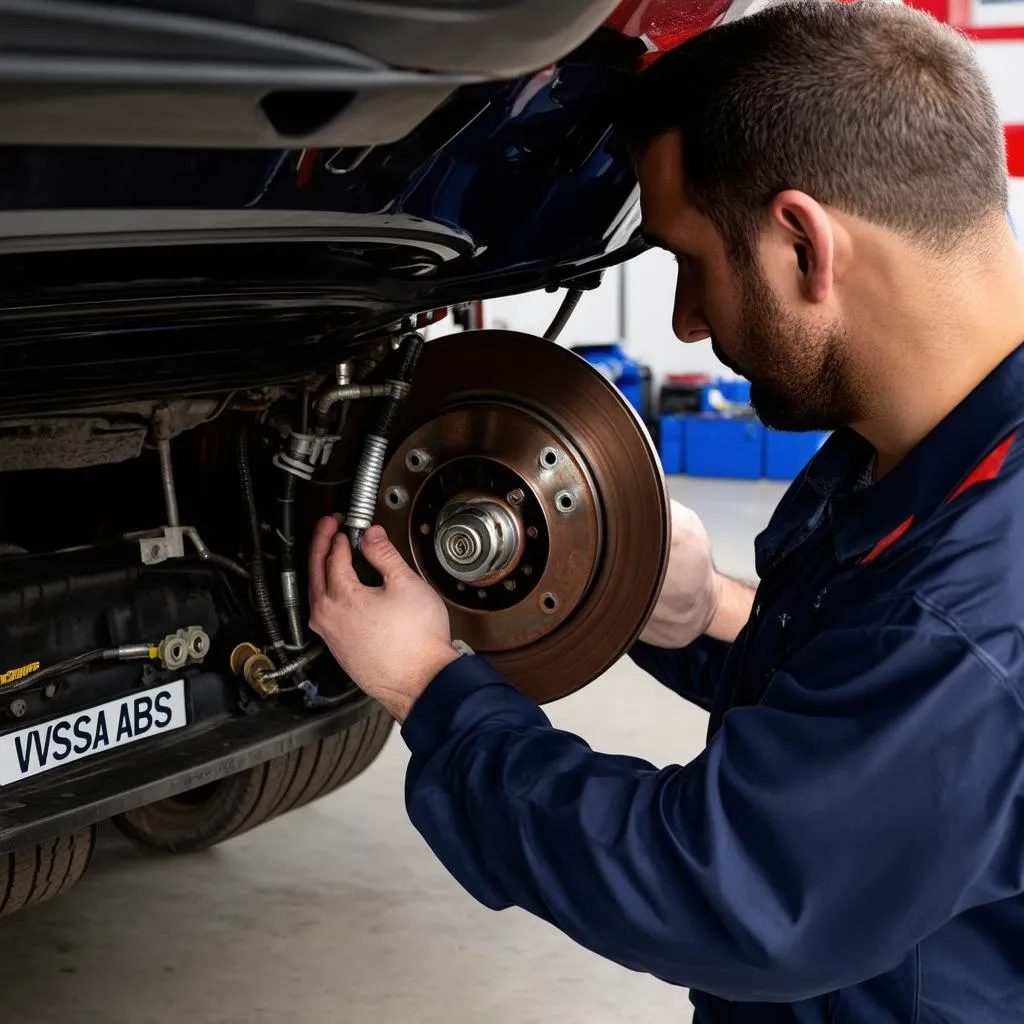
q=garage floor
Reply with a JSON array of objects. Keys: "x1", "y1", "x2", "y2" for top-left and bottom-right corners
[{"x1": 0, "y1": 478, "x2": 787, "y2": 1024}]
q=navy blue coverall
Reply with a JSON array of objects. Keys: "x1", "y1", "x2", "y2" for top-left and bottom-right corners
[{"x1": 401, "y1": 345, "x2": 1024, "y2": 1023}]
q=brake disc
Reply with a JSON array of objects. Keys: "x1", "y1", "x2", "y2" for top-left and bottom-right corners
[{"x1": 376, "y1": 330, "x2": 670, "y2": 704}]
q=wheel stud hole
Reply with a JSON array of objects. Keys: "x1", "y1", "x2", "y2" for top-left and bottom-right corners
[
  {"x1": 540, "y1": 448, "x2": 558, "y2": 468},
  {"x1": 541, "y1": 593, "x2": 558, "y2": 613}
]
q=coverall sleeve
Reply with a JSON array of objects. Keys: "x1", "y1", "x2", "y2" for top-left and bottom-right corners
[
  {"x1": 628, "y1": 635, "x2": 731, "y2": 711},
  {"x1": 402, "y1": 600, "x2": 1024, "y2": 1002}
]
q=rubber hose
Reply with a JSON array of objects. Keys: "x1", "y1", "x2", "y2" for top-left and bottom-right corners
[
  {"x1": 278, "y1": 469, "x2": 304, "y2": 649},
  {"x1": 237, "y1": 431, "x2": 286, "y2": 660},
  {"x1": 543, "y1": 288, "x2": 584, "y2": 342}
]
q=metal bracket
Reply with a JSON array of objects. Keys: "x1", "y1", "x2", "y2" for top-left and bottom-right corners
[{"x1": 139, "y1": 526, "x2": 187, "y2": 565}]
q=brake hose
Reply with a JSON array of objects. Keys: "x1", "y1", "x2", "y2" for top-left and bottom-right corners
[
  {"x1": 346, "y1": 332, "x2": 424, "y2": 552},
  {"x1": 544, "y1": 288, "x2": 585, "y2": 342},
  {"x1": 237, "y1": 430, "x2": 287, "y2": 662}
]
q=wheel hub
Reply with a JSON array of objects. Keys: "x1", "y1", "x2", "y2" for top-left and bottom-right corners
[
  {"x1": 434, "y1": 498, "x2": 521, "y2": 584},
  {"x1": 376, "y1": 330, "x2": 669, "y2": 704}
]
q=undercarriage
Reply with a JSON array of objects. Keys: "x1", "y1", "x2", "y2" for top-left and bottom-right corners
[{"x1": 0, "y1": 318, "x2": 668, "y2": 914}]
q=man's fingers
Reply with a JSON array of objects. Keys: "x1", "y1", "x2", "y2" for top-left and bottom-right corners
[
  {"x1": 309, "y1": 515, "x2": 340, "y2": 603},
  {"x1": 327, "y1": 530, "x2": 361, "y2": 595},
  {"x1": 361, "y1": 525, "x2": 416, "y2": 583}
]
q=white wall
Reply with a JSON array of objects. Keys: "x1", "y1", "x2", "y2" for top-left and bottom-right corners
[
  {"x1": 484, "y1": 274, "x2": 622, "y2": 346},
  {"x1": 478, "y1": 251, "x2": 733, "y2": 388},
  {"x1": 622, "y1": 250, "x2": 734, "y2": 380}
]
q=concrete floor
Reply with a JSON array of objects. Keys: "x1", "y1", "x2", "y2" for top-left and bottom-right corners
[{"x1": 0, "y1": 477, "x2": 787, "y2": 1024}]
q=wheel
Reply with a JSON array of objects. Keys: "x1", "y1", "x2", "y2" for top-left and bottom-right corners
[
  {"x1": 0, "y1": 826, "x2": 97, "y2": 919},
  {"x1": 113, "y1": 706, "x2": 394, "y2": 854}
]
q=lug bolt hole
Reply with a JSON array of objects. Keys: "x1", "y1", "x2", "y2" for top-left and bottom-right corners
[
  {"x1": 406, "y1": 449, "x2": 431, "y2": 473},
  {"x1": 541, "y1": 593, "x2": 558, "y2": 613},
  {"x1": 540, "y1": 448, "x2": 559, "y2": 469},
  {"x1": 385, "y1": 486, "x2": 409, "y2": 510},
  {"x1": 555, "y1": 491, "x2": 577, "y2": 514}
]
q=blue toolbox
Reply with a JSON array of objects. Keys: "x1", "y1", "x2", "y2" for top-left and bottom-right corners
[
  {"x1": 685, "y1": 416, "x2": 764, "y2": 479},
  {"x1": 659, "y1": 414, "x2": 687, "y2": 474},
  {"x1": 572, "y1": 343, "x2": 643, "y2": 415}
]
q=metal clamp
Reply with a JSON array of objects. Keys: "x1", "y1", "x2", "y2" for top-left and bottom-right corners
[{"x1": 273, "y1": 431, "x2": 340, "y2": 482}]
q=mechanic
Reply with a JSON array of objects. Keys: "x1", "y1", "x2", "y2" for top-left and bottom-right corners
[{"x1": 308, "y1": 2, "x2": 1024, "y2": 1021}]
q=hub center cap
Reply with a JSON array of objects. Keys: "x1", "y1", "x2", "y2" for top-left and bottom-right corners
[{"x1": 435, "y1": 499, "x2": 520, "y2": 584}]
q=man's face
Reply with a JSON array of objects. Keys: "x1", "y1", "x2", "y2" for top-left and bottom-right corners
[{"x1": 635, "y1": 132, "x2": 855, "y2": 432}]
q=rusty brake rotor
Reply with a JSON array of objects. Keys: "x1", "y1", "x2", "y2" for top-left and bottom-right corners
[{"x1": 376, "y1": 330, "x2": 670, "y2": 704}]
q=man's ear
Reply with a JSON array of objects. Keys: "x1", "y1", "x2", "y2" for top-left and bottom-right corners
[{"x1": 766, "y1": 190, "x2": 835, "y2": 304}]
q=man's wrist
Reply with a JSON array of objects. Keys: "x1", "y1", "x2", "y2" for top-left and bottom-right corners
[
  {"x1": 379, "y1": 641, "x2": 461, "y2": 723},
  {"x1": 705, "y1": 573, "x2": 756, "y2": 643}
]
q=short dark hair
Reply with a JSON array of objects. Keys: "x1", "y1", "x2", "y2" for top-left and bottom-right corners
[{"x1": 625, "y1": 0, "x2": 1008, "y2": 258}]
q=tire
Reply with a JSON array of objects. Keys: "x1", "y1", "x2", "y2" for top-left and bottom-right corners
[
  {"x1": 113, "y1": 706, "x2": 394, "y2": 854},
  {"x1": 0, "y1": 826, "x2": 97, "y2": 919}
]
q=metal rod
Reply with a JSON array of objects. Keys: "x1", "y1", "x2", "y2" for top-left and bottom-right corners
[
  {"x1": 157, "y1": 438, "x2": 180, "y2": 527},
  {"x1": 255, "y1": 645, "x2": 325, "y2": 683},
  {"x1": 314, "y1": 383, "x2": 394, "y2": 425}
]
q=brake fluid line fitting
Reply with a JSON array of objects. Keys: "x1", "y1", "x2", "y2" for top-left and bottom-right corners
[
  {"x1": 1, "y1": 628, "x2": 211, "y2": 702},
  {"x1": 346, "y1": 331, "x2": 424, "y2": 552}
]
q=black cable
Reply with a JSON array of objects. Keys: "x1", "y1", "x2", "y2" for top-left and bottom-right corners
[
  {"x1": 544, "y1": 288, "x2": 585, "y2": 342},
  {"x1": 376, "y1": 332, "x2": 424, "y2": 438},
  {"x1": 1, "y1": 650, "x2": 106, "y2": 697},
  {"x1": 237, "y1": 430, "x2": 287, "y2": 661}
]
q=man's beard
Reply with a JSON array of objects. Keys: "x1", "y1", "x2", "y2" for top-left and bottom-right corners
[{"x1": 727, "y1": 264, "x2": 857, "y2": 433}]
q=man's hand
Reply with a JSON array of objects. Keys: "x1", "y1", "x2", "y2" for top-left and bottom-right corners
[
  {"x1": 640, "y1": 500, "x2": 755, "y2": 648},
  {"x1": 640, "y1": 501, "x2": 721, "y2": 648},
  {"x1": 308, "y1": 518, "x2": 459, "y2": 722}
]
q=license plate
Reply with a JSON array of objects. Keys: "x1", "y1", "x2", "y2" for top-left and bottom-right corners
[{"x1": 0, "y1": 679, "x2": 187, "y2": 787}]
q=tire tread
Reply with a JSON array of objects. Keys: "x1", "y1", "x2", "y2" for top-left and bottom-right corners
[
  {"x1": 0, "y1": 826, "x2": 96, "y2": 920},
  {"x1": 114, "y1": 707, "x2": 393, "y2": 854}
]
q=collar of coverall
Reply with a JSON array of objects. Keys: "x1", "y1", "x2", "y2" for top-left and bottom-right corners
[{"x1": 780, "y1": 341, "x2": 1024, "y2": 566}]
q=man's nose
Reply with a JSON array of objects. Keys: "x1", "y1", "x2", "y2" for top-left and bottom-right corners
[{"x1": 672, "y1": 291, "x2": 711, "y2": 344}]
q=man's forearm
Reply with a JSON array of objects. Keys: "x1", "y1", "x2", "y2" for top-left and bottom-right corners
[{"x1": 706, "y1": 573, "x2": 756, "y2": 643}]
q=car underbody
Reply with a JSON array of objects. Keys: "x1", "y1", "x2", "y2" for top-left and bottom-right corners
[{"x1": 0, "y1": 0, "x2": 726, "y2": 916}]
